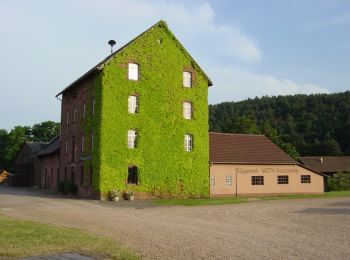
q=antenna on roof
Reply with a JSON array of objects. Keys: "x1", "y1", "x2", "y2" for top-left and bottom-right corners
[{"x1": 108, "y1": 40, "x2": 116, "y2": 54}]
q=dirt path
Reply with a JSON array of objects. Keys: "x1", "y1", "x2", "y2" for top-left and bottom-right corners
[{"x1": 1, "y1": 186, "x2": 350, "y2": 259}]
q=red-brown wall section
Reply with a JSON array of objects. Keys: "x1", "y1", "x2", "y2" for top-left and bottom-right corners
[{"x1": 59, "y1": 75, "x2": 96, "y2": 197}]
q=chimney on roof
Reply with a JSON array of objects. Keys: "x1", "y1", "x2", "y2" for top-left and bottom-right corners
[
  {"x1": 108, "y1": 40, "x2": 116, "y2": 54},
  {"x1": 320, "y1": 157, "x2": 323, "y2": 163}
]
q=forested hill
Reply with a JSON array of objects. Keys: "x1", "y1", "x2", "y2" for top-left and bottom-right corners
[{"x1": 209, "y1": 91, "x2": 350, "y2": 157}]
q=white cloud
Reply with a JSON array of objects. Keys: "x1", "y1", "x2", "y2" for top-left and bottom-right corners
[
  {"x1": 208, "y1": 64, "x2": 330, "y2": 104},
  {"x1": 78, "y1": 0, "x2": 261, "y2": 64}
]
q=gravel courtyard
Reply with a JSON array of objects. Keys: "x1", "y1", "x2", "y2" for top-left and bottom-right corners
[{"x1": 0, "y1": 186, "x2": 349, "y2": 260}]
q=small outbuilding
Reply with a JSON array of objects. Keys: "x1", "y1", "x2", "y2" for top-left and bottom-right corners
[
  {"x1": 209, "y1": 132, "x2": 325, "y2": 197},
  {"x1": 11, "y1": 142, "x2": 47, "y2": 187},
  {"x1": 37, "y1": 136, "x2": 60, "y2": 190}
]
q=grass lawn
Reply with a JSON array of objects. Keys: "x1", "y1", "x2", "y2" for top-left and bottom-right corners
[
  {"x1": 153, "y1": 191, "x2": 350, "y2": 206},
  {"x1": 0, "y1": 215, "x2": 138, "y2": 259}
]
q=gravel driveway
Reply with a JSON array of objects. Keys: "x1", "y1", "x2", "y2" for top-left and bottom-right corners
[{"x1": 1, "y1": 186, "x2": 350, "y2": 259}]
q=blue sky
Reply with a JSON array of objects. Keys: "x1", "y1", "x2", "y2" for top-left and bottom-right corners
[{"x1": 0, "y1": 0, "x2": 349, "y2": 130}]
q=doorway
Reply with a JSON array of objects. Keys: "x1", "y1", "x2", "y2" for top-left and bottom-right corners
[{"x1": 128, "y1": 166, "x2": 138, "y2": 185}]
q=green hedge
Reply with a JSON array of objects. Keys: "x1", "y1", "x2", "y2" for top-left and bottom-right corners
[{"x1": 326, "y1": 172, "x2": 350, "y2": 191}]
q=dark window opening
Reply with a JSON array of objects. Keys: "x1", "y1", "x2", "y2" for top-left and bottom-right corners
[
  {"x1": 80, "y1": 166, "x2": 84, "y2": 185},
  {"x1": 64, "y1": 167, "x2": 67, "y2": 182},
  {"x1": 277, "y1": 175, "x2": 289, "y2": 184},
  {"x1": 252, "y1": 176, "x2": 264, "y2": 185},
  {"x1": 89, "y1": 166, "x2": 93, "y2": 185},
  {"x1": 301, "y1": 175, "x2": 311, "y2": 183},
  {"x1": 50, "y1": 168, "x2": 53, "y2": 186},
  {"x1": 72, "y1": 136, "x2": 75, "y2": 162},
  {"x1": 71, "y1": 167, "x2": 75, "y2": 184},
  {"x1": 128, "y1": 166, "x2": 138, "y2": 185}
]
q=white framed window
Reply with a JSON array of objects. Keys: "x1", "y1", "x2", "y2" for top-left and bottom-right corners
[
  {"x1": 183, "y1": 71, "x2": 192, "y2": 87},
  {"x1": 183, "y1": 101, "x2": 192, "y2": 119},
  {"x1": 184, "y1": 134, "x2": 193, "y2": 152},
  {"x1": 81, "y1": 135, "x2": 84, "y2": 152},
  {"x1": 73, "y1": 107, "x2": 77, "y2": 123},
  {"x1": 128, "y1": 95, "x2": 138, "y2": 114},
  {"x1": 226, "y1": 176, "x2": 233, "y2": 186},
  {"x1": 128, "y1": 63, "x2": 139, "y2": 80},
  {"x1": 210, "y1": 176, "x2": 215, "y2": 186},
  {"x1": 65, "y1": 140, "x2": 68, "y2": 155},
  {"x1": 92, "y1": 97, "x2": 95, "y2": 116},
  {"x1": 83, "y1": 102, "x2": 86, "y2": 119},
  {"x1": 128, "y1": 130, "x2": 137, "y2": 148},
  {"x1": 66, "y1": 111, "x2": 69, "y2": 126}
]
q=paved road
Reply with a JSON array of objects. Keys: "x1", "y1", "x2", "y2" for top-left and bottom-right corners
[{"x1": 1, "y1": 186, "x2": 350, "y2": 259}]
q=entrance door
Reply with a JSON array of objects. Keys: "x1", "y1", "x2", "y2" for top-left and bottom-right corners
[{"x1": 128, "y1": 166, "x2": 138, "y2": 185}]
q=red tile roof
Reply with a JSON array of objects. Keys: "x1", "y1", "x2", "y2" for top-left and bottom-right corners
[
  {"x1": 298, "y1": 156, "x2": 350, "y2": 174},
  {"x1": 209, "y1": 132, "x2": 296, "y2": 164}
]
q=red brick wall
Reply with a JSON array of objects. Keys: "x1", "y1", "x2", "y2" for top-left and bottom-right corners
[
  {"x1": 40, "y1": 151, "x2": 60, "y2": 191},
  {"x1": 59, "y1": 74, "x2": 96, "y2": 198}
]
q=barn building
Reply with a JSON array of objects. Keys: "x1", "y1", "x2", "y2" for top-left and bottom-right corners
[
  {"x1": 298, "y1": 156, "x2": 350, "y2": 176},
  {"x1": 10, "y1": 142, "x2": 47, "y2": 187},
  {"x1": 209, "y1": 132, "x2": 325, "y2": 196},
  {"x1": 37, "y1": 135, "x2": 60, "y2": 191}
]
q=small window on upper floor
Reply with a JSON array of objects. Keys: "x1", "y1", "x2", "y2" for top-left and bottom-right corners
[
  {"x1": 81, "y1": 135, "x2": 85, "y2": 152},
  {"x1": 128, "y1": 63, "x2": 139, "y2": 80},
  {"x1": 183, "y1": 101, "x2": 192, "y2": 119},
  {"x1": 183, "y1": 71, "x2": 192, "y2": 87},
  {"x1": 128, "y1": 130, "x2": 138, "y2": 148},
  {"x1": 66, "y1": 111, "x2": 69, "y2": 126},
  {"x1": 92, "y1": 97, "x2": 95, "y2": 116},
  {"x1": 128, "y1": 95, "x2": 138, "y2": 114},
  {"x1": 73, "y1": 107, "x2": 77, "y2": 123},
  {"x1": 184, "y1": 134, "x2": 193, "y2": 152},
  {"x1": 65, "y1": 140, "x2": 68, "y2": 155},
  {"x1": 83, "y1": 102, "x2": 86, "y2": 119}
]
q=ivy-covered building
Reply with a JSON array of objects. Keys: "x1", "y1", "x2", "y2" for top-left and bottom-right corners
[{"x1": 56, "y1": 21, "x2": 212, "y2": 198}]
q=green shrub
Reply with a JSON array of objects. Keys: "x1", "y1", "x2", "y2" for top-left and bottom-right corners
[
  {"x1": 326, "y1": 172, "x2": 350, "y2": 191},
  {"x1": 57, "y1": 182, "x2": 65, "y2": 192},
  {"x1": 59, "y1": 181, "x2": 78, "y2": 195},
  {"x1": 107, "y1": 189, "x2": 120, "y2": 199},
  {"x1": 57, "y1": 181, "x2": 77, "y2": 194}
]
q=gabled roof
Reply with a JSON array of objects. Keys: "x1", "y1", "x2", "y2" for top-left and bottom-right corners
[
  {"x1": 12, "y1": 141, "x2": 48, "y2": 163},
  {"x1": 209, "y1": 132, "x2": 296, "y2": 164},
  {"x1": 298, "y1": 156, "x2": 350, "y2": 173},
  {"x1": 26, "y1": 142, "x2": 48, "y2": 153},
  {"x1": 56, "y1": 20, "x2": 212, "y2": 96},
  {"x1": 37, "y1": 135, "x2": 60, "y2": 157}
]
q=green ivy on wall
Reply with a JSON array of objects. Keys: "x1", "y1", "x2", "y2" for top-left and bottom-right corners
[{"x1": 90, "y1": 21, "x2": 210, "y2": 197}]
